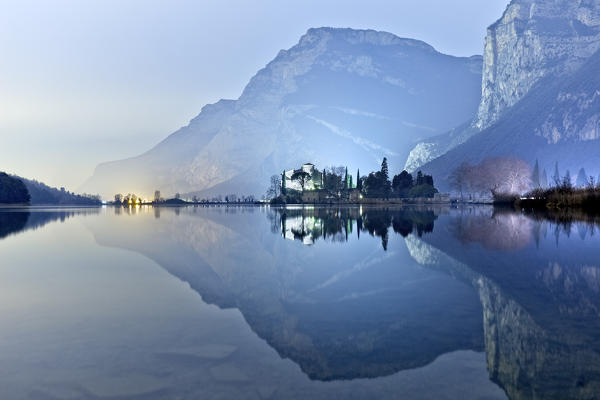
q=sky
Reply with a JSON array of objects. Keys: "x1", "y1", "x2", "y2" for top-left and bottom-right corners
[{"x1": 0, "y1": 0, "x2": 509, "y2": 191}]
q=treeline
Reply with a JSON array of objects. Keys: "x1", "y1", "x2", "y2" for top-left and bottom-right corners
[
  {"x1": 269, "y1": 158, "x2": 438, "y2": 202},
  {"x1": 0, "y1": 172, "x2": 101, "y2": 205},
  {"x1": 448, "y1": 157, "x2": 600, "y2": 209},
  {"x1": 111, "y1": 190, "x2": 257, "y2": 205},
  {"x1": 0, "y1": 172, "x2": 30, "y2": 204}
]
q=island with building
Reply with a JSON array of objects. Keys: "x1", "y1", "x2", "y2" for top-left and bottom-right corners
[{"x1": 268, "y1": 158, "x2": 446, "y2": 204}]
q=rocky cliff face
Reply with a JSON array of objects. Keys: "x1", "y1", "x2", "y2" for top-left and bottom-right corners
[
  {"x1": 406, "y1": 0, "x2": 600, "y2": 174},
  {"x1": 476, "y1": 0, "x2": 600, "y2": 129},
  {"x1": 82, "y1": 27, "x2": 482, "y2": 198}
]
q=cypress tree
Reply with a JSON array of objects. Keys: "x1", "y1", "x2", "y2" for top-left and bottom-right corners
[
  {"x1": 541, "y1": 169, "x2": 548, "y2": 189},
  {"x1": 357, "y1": 169, "x2": 362, "y2": 191},
  {"x1": 344, "y1": 167, "x2": 349, "y2": 190},
  {"x1": 576, "y1": 168, "x2": 588, "y2": 188},
  {"x1": 281, "y1": 170, "x2": 286, "y2": 195},
  {"x1": 381, "y1": 158, "x2": 389, "y2": 182},
  {"x1": 552, "y1": 162, "x2": 560, "y2": 187},
  {"x1": 532, "y1": 160, "x2": 540, "y2": 189}
]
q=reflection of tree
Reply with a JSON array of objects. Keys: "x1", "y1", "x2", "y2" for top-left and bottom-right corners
[
  {"x1": 0, "y1": 212, "x2": 29, "y2": 239},
  {"x1": 274, "y1": 207, "x2": 437, "y2": 250},
  {"x1": 452, "y1": 209, "x2": 534, "y2": 251},
  {"x1": 451, "y1": 207, "x2": 600, "y2": 250},
  {"x1": 0, "y1": 210, "x2": 96, "y2": 240}
]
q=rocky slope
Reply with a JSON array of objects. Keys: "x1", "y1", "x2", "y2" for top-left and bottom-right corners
[
  {"x1": 82, "y1": 28, "x2": 482, "y2": 198},
  {"x1": 406, "y1": 0, "x2": 600, "y2": 179}
]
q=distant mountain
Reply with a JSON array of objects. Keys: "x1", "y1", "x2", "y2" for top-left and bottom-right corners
[
  {"x1": 82, "y1": 27, "x2": 483, "y2": 198},
  {"x1": 406, "y1": 0, "x2": 600, "y2": 187}
]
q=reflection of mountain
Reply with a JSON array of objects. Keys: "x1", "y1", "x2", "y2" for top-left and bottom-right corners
[
  {"x1": 84, "y1": 206, "x2": 484, "y2": 381},
  {"x1": 84, "y1": 205, "x2": 600, "y2": 395},
  {"x1": 414, "y1": 208, "x2": 600, "y2": 400},
  {"x1": 0, "y1": 209, "x2": 97, "y2": 240}
]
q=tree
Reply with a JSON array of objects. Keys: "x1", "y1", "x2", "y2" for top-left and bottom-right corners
[
  {"x1": 552, "y1": 162, "x2": 561, "y2": 187},
  {"x1": 562, "y1": 170, "x2": 572, "y2": 189},
  {"x1": 481, "y1": 158, "x2": 531, "y2": 195},
  {"x1": 175, "y1": 192, "x2": 181, "y2": 200},
  {"x1": 392, "y1": 170, "x2": 413, "y2": 196},
  {"x1": 291, "y1": 170, "x2": 311, "y2": 192},
  {"x1": 531, "y1": 160, "x2": 540, "y2": 189},
  {"x1": 380, "y1": 157, "x2": 389, "y2": 183},
  {"x1": 323, "y1": 166, "x2": 344, "y2": 193},
  {"x1": 266, "y1": 174, "x2": 281, "y2": 199},
  {"x1": 458, "y1": 158, "x2": 531, "y2": 196},
  {"x1": 540, "y1": 169, "x2": 548, "y2": 189},
  {"x1": 356, "y1": 169, "x2": 362, "y2": 191},
  {"x1": 281, "y1": 171, "x2": 287, "y2": 195},
  {"x1": 449, "y1": 162, "x2": 472, "y2": 199},
  {"x1": 0, "y1": 173, "x2": 30, "y2": 204},
  {"x1": 114, "y1": 193, "x2": 123, "y2": 204},
  {"x1": 344, "y1": 167, "x2": 349, "y2": 190},
  {"x1": 154, "y1": 190, "x2": 161, "y2": 203},
  {"x1": 415, "y1": 171, "x2": 422, "y2": 185},
  {"x1": 576, "y1": 168, "x2": 588, "y2": 188}
]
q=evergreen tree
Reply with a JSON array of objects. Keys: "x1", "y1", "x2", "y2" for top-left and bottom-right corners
[
  {"x1": 576, "y1": 168, "x2": 588, "y2": 188},
  {"x1": 562, "y1": 170, "x2": 572, "y2": 189},
  {"x1": 552, "y1": 162, "x2": 561, "y2": 187},
  {"x1": 0, "y1": 173, "x2": 30, "y2": 204},
  {"x1": 344, "y1": 167, "x2": 349, "y2": 190},
  {"x1": 540, "y1": 169, "x2": 548, "y2": 189},
  {"x1": 281, "y1": 170, "x2": 286, "y2": 195},
  {"x1": 356, "y1": 169, "x2": 361, "y2": 190},
  {"x1": 531, "y1": 160, "x2": 540, "y2": 189},
  {"x1": 381, "y1": 158, "x2": 389, "y2": 182},
  {"x1": 416, "y1": 171, "x2": 424, "y2": 185}
]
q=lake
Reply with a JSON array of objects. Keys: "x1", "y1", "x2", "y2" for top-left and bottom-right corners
[{"x1": 0, "y1": 205, "x2": 598, "y2": 399}]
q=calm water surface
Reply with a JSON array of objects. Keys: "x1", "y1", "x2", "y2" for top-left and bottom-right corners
[{"x1": 0, "y1": 205, "x2": 598, "y2": 399}]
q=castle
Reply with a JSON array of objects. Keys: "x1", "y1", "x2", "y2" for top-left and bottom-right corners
[{"x1": 283, "y1": 163, "x2": 324, "y2": 192}]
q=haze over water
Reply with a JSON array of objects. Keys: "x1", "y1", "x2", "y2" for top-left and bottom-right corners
[{"x1": 0, "y1": 205, "x2": 598, "y2": 399}]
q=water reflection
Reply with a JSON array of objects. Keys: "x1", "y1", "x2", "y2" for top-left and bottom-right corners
[
  {"x1": 2, "y1": 205, "x2": 600, "y2": 399},
  {"x1": 275, "y1": 206, "x2": 437, "y2": 249},
  {"x1": 83, "y1": 205, "x2": 600, "y2": 396},
  {"x1": 415, "y1": 207, "x2": 600, "y2": 399},
  {"x1": 85, "y1": 206, "x2": 484, "y2": 382},
  {"x1": 0, "y1": 208, "x2": 98, "y2": 239}
]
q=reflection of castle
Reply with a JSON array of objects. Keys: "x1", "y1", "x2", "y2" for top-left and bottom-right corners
[
  {"x1": 283, "y1": 163, "x2": 323, "y2": 191},
  {"x1": 278, "y1": 207, "x2": 436, "y2": 249}
]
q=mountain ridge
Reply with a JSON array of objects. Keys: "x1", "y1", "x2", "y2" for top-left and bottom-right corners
[
  {"x1": 406, "y1": 0, "x2": 600, "y2": 182},
  {"x1": 82, "y1": 27, "x2": 483, "y2": 199}
]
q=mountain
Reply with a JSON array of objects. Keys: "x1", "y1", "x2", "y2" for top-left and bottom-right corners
[
  {"x1": 82, "y1": 27, "x2": 483, "y2": 199},
  {"x1": 406, "y1": 0, "x2": 600, "y2": 185}
]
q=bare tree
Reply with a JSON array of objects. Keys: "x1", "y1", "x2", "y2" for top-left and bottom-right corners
[
  {"x1": 452, "y1": 157, "x2": 531, "y2": 197},
  {"x1": 449, "y1": 162, "x2": 472, "y2": 199},
  {"x1": 266, "y1": 174, "x2": 281, "y2": 199},
  {"x1": 478, "y1": 157, "x2": 532, "y2": 195}
]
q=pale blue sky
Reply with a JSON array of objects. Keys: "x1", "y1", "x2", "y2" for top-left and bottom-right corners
[{"x1": 0, "y1": 0, "x2": 508, "y2": 190}]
